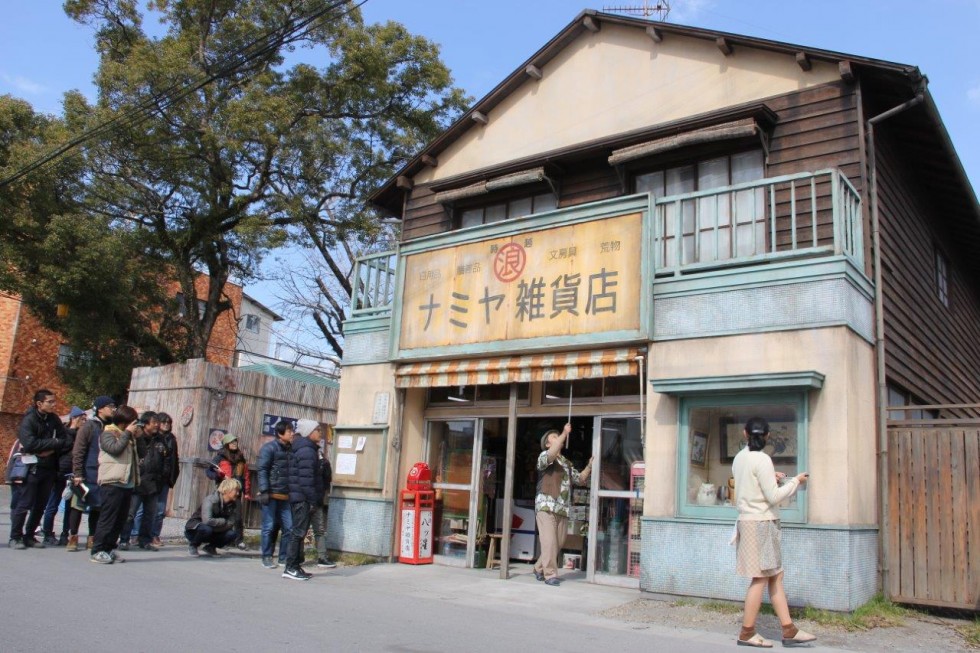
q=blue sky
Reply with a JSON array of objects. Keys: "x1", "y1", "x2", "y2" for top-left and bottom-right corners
[{"x1": 2, "y1": 1, "x2": 978, "y2": 355}]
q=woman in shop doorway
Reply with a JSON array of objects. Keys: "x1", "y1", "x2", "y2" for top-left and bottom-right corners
[
  {"x1": 732, "y1": 417, "x2": 814, "y2": 648},
  {"x1": 534, "y1": 423, "x2": 591, "y2": 586}
]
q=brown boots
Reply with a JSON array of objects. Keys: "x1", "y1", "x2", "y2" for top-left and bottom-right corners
[{"x1": 66, "y1": 535, "x2": 79, "y2": 552}]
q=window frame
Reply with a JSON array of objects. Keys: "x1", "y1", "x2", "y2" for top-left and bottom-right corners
[
  {"x1": 454, "y1": 188, "x2": 557, "y2": 230},
  {"x1": 244, "y1": 314, "x2": 261, "y2": 333},
  {"x1": 426, "y1": 383, "x2": 531, "y2": 408},
  {"x1": 632, "y1": 147, "x2": 766, "y2": 197},
  {"x1": 676, "y1": 390, "x2": 808, "y2": 523},
  {"x1": 56, "y1": 344, "x2": 73, "y2": 369},
  {"x1": 935, "y1": 246, "x2": 949, "y2": 308}
]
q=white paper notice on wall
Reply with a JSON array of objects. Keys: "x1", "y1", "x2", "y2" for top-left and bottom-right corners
[
  {"x1": 335, "y1": 453, "x2": 358, "y2": 475},
  {"x1": 337, "y1": 435, "x2": 354, "y2": 450},
  {"x1": 355, "y1": 436, "x2": 367, "y2": 452},
  {"x1": 372, "y1": 392, "x2": 390, "y2": 424}
]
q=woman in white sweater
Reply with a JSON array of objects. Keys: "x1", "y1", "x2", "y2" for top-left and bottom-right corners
[{"x1": 732, "y1": 417, "x2": 814, "y2": 648}]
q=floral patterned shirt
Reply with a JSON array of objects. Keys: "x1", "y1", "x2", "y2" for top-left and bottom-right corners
[{"x1": 534, "y1": 451, "x2": 585, "y2": 516}]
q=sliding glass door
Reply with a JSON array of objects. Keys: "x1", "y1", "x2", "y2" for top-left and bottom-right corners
[{"x1": 588, "y1": 415, "x2": 643, "y2": 586}]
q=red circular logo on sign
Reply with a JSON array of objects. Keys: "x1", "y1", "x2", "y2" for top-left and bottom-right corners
[{"x1": 493, "y1": 243, "x2": 526, "y2": 283}]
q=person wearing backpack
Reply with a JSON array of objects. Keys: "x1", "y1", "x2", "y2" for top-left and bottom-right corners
[
  {"x1": 9, "y1": 389, "x2": 73, "y2": 550},
  {"x1": 118, "y1": 411, "x2": 166, "y2": 551}
]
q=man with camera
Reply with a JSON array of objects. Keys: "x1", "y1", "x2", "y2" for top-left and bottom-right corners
[{"x1": 119, "y1": 411, "x2": 166, "y2": 551}]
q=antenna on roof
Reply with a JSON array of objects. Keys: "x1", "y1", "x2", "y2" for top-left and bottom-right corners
[{"x1": 603, "y1": 0, "x2": 671, "y2": 21}]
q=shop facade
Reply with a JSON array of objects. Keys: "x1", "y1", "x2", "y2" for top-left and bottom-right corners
[{"x1": 330, "y1": 11, "x2": 980, "y2": 611}]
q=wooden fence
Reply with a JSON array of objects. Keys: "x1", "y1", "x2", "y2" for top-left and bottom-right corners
[
  {"x1": 887, "y1": 417, "x2": 980, "y2": 609},
  {"x1": 128, "y1": 359, "x2": 338, "y2": 524}
]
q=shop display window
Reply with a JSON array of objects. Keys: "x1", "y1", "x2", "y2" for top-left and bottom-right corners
[{"x1": 677, "y1": 392, "x2": 807, "y2": 522}]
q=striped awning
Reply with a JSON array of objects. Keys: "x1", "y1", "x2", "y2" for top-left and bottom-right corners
[{"x1": 394, "y1": 347, "x2": 643, "y2": 389}]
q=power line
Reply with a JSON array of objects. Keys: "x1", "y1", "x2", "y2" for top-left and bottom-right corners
[{"x1": 0, "y1": 0, "x2": 367, "y2": 190}]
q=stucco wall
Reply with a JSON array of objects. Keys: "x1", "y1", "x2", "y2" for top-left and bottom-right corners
[
  {"x1": 416, "y1": 24, "x2": 839, "y2": 183},
  {"x1": 645, "y1": 326, "x2": 876, "y2": 526}
]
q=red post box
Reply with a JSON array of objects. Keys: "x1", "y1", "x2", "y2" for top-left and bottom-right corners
[{"x1": 399, "y1": 463, "x2": 434, "y2": 564}]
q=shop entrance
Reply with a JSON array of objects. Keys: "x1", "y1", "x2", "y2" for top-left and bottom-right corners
[{"x1": 425, "y1": 412, "x2": 644, "y2": 585}]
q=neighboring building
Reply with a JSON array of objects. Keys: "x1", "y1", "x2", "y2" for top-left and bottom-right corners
[
  {"x1": 234, "y1": 293, "x2": 284, "y2": 367},
  {"x1": 331, "y1": 11, "x2": 980, "y2": 610},
  {"x1": 0, "y1": 276, "x2": 245, "y2": 472}
]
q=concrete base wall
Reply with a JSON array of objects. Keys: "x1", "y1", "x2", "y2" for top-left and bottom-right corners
[
  {"x1": 327, "y1": 497, "x2": 394, "y2": 558},
  {"x1": 640, "y1": 518, "x2": 878, "y2": 611}
]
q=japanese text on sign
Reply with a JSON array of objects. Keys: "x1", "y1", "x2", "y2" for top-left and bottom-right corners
[{"x1": 399, "y1": 213, "x2": 642, "y2": 351}]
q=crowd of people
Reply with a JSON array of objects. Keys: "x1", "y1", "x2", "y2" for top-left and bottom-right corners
[{"x1": 5, "y1": 389, "x2": 334, "y2": 581}]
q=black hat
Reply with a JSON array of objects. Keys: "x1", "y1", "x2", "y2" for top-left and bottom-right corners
[{"x1": 745, "y1": 417, "x2": 770, "y2": 436}]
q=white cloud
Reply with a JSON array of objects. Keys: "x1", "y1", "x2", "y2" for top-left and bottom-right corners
[
  {"x1": 969, "y1": 82, "x2": 980, "y2": 108},
  {"x1": 0, "y1": 72, "x2": 46, "y2": 95}
]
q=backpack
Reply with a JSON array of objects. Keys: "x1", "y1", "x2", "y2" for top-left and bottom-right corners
[{"x1": 5, "y1": 441, "x2": 30, "y2": 484}]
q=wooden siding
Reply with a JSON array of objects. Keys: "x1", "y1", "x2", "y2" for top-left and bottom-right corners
[
  {"x1": 887, "y1": 427, "x2": 980, "y2": 609},
  {"x1": 127, "y1": 359, "x2": 338, "y2": 522},
  {"x1": 875, "y1": 133, "x2": 980, "y2": 408},
  {"x1": 401, "y1": 82, "x2": 864, "y2": 252}
]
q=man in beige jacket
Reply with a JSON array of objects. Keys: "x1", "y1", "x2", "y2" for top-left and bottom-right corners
[{"x1": 89, "y1": 406, "x2": 140, "y2": 564}]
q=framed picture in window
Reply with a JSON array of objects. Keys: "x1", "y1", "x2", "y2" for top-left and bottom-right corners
[
  {"x1": 720, "y1": 418, "x2": 797, "y2": 463},
  {"x1": 689, "y1": 430, "x2": 708, "y2": 468}
]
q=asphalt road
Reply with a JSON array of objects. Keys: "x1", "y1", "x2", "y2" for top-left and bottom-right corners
[{"x1": 0, "y1": 487, "x2": 851, "y2": 652}]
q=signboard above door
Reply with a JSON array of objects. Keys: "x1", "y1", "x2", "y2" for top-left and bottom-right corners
[{"x1": 396, "y1": 211, "x2": 646, "y2": 358}]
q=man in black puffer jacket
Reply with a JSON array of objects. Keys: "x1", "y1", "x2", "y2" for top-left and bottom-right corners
[
  {"x1": 282, "y1": 419, "x2": 322, "y2": 581},
  {"x1": 9, "y1": 389, "x2": 72, "y2": 549},
  {"x1": 256, "y1": 420, "x2": 294, "y2": 570}
]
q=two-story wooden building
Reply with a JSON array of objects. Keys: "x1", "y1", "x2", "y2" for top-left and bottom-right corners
[{"x1": 327, "y1": 11, "x2": 980, "y2": 611}]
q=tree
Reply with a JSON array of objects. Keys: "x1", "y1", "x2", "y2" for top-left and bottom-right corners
[
  {"x1": 1, "y1": 0, "x2": 465, "y2": 392},
  {"x1": 273, "y1": 221, "x2": 398, "y2": 364},
  {"x1": 0, "y1": 94, "x2": 173, "y2": 402}
]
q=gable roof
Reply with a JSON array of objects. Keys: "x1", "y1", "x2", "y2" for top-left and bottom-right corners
[
  {"x1": 370, "y1": 9, "x2": 980, "y2": 276},
  {"x1": 371, "y1": 9, "x2": 926, "y2": 213}
]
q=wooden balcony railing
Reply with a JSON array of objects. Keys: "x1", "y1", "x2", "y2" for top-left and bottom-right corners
[
  {"x1": 653, "y1": 168, "x2": 863, "y2": 275},
  {"x1": 350, "y1": 250, "x2": 397, "y2": 318}
]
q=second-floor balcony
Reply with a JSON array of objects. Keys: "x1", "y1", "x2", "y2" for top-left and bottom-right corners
[
  {"x1": 654, "y1": 168, "x2": 862, "y2": 275},
  {"x1": 349, "y1": 168, "x2": 864, "y2": 322}
]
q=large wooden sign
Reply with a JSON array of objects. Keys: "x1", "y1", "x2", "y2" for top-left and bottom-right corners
[{"x1": 398, "y1": 213, "x2": 643, "y2": 351}]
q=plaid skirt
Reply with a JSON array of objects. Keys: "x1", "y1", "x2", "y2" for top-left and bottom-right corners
[{"x1": 735, "y1": 519, "x2": 782, "y2": 578}]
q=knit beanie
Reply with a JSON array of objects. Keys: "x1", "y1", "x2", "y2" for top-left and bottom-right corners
[{"x1": 295, "y1": 419, "x2": 320, "y2": 438}]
